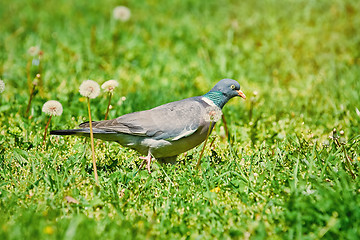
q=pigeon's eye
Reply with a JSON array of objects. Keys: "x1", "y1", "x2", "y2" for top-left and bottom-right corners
[{"x1": 230, "y1": 85, "x2": 235, "y2": 90}]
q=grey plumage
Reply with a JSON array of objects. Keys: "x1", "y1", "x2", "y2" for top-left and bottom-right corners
[{"x1": 51, "y1": 79, "x2": 246, "y2": 171}]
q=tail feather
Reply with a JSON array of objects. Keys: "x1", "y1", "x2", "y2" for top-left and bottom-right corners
[
  {"x1": 50, "y1": 128, "x2": 117, "y2": 136},
  {"x1": 79, "y1": 121, "x2": 90, "y2": 128},
  {"x1": 50, "y1": 128, "x2": 123, "y2": 142},
  {"x1": 79, "y1": 119, "x2": 118, "y2": 128},
  {"x1": 50, "y1": 129, "x2": 89, "y2": 136}
]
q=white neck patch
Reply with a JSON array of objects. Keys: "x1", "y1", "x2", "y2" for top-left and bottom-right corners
[{"x1": 202, "y1": 97, "x2": 217, "y2": 107}]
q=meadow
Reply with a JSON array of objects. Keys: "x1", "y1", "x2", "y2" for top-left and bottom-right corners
[{"x1": 0, "y1": 0, "x2": 359, "y2": 239}]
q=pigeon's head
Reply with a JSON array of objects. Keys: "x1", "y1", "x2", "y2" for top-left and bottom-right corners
[
  {"x1": 204, "y1": 79, "x2": 246, "y2": 108},
  {"x1": 210, "y1": 79, "x2": 246, "y2": 100}
]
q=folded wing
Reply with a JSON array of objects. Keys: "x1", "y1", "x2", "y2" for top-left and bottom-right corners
[{"x1": 80, "y1": 97, "x2": 207, "y2": 141}]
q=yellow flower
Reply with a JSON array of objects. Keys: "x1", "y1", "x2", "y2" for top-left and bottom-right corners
[
  {"x1": 43, "y1": 226, "x2": 55, "y2": 235},
  {"x1": 210, "y1": 187, "x2": 221, "y2": 193}
]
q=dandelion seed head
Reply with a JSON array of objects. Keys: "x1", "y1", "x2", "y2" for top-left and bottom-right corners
[
  {"x1": 79, "y1": 80, "x2": 100, "y2": 99},
  {"x1": 32, "y1": 79, "x2": 39, "y2": 86},
  {"x1": 117, "y1": 96, "x2": 127, "y2": 105},
  {"x1": 0, "y1": 80, "x2": 5, "y2": 93},
  {"x1": 28, "y1": 46, "x2": 40, "y2": 56},
  {"x1": 204, "y1": 106, "x2": 222, "y2": 122},
  {"x1": 101, "y1": 80, "x2": 119, "y2": 93},
  {"x1": 113, "y1": 6, "x2": 131, "y2": 22},
  {"x1": 42, "y1": 100, "x2": 63, "y2": 116}
]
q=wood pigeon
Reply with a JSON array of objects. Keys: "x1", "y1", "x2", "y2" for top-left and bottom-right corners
[{"x1": 50, "y1": 79, "x2": 246, "y2": 173}]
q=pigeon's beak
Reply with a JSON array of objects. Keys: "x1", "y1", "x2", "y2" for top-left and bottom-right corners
[{"x1": 237, "y1": 90, "x2": 246, "y2": 100}]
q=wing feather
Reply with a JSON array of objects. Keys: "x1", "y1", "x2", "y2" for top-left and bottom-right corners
[{"x1": 81, "y1": 97, "x2": 207, "y2": 141}]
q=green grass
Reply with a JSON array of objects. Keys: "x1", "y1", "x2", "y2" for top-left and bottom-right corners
[{"x1": 1, "y1": 0, "x2": 360, "y2": 239}]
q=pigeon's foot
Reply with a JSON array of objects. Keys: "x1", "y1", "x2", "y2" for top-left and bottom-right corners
[{"x1": 139, "y1": 152, "x2": 152, "y2": 174}]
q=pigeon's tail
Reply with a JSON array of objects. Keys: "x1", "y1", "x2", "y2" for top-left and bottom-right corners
[
  {"x1": 50, "y1": 129, "x2": 90, "y2": 136},
  {"x1": 79, "y1": 118, "x2": 120, "y2": 127},
  {"x1": 51, "y1": 119, "x2": 117, "y2": 136},
  {"x1": 50, "y1": 128, "x2": 122, "y2": 142},
  {"x1": 50, "y1": 128, "x2": 117, "y2": 136}
]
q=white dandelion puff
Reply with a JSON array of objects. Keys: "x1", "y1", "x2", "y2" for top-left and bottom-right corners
[
  {"x1": 117, "y1": 96, "x2": 127, "y2": 105},
  {"x1": 79, "y1": 81, "x2": 99, "y2": 181},
  {"x1": 0, "y1": 80, "x2": 5, "y2": 93},
  {"x1": 28, "y1": 46, "x2": 40, "y2": 56},
  {"x1": 101, "y1": 80, "x2": 119, "y2": 93},
  {"x1": 79, "y1": 80, "x2": 100, "y2": 99},
  {"x1": 204, "y1": 106, "x2": 223, "y2": 122},
  {"x1": 113, "y1": 6, "x2": 131, "y2": 22},
  {"x1": 42, "y1": 100, "x2": 63, "y2": 116},
  {"x1": 102, "y1": 80, "x2": 119, "y2": 120}
]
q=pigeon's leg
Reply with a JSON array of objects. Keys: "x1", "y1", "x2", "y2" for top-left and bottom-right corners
[{"x1": 139, "y1": 151, "x2": 152, "y2": 174}]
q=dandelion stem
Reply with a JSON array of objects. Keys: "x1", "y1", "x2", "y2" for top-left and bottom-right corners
[
  {"x1": 112, "y1": 27, "x2": 119, "y2": 51},
  {"x1": 104, "y1": 93, "x2": 112, "y2": 120},
  {"x1": 25, "y1": 85, "x2": 36, "y2": 117},
  {"x1": 90, "y1": 26, "x2": 97, "y2": 53},
  {"x1": 38, "y1": 64, "x2": 44, "y2": 97},
  {"x1": 43, "y1": 115, "x2": 52, "y2": 145},
  {"x1": 87, "y1": 98, "x2": 99, "y2": 182},
  {"x1": 196, "y1": 122, "x2": 213, "y2": 170},
  {"x1": 26, "y1": 60, "x2": 31, "y2": 89},
  {"x1": 249, "y1": 99, "x2": 254, "y2": 120}
]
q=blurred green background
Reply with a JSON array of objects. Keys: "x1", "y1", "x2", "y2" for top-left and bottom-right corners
[
  {"x1": 0, "y1": 0, "x2": 359, "y2": 239},
  {"x1": 1, "y1": 0, "x2": 359, "y2": 139}
]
